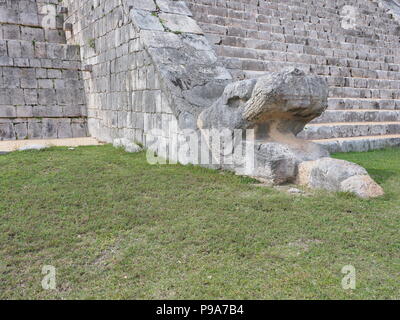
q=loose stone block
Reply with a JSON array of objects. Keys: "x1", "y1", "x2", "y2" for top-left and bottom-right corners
[{"x1": 18, "y1": 144, "x2": 48, "y2": 151}]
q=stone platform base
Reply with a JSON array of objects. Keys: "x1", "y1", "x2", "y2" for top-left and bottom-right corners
[{"x1": 0, "y1": 137, "x2": 102, "y2": 152}]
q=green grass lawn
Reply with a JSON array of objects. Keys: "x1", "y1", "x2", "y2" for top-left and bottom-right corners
[{"x1": 0, "y1": 145, "x2": 399, "y2": 299}]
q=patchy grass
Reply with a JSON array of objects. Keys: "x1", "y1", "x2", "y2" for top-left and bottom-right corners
[{"x1": 0, "y1": 145, "x2": 399, "y2": 299}]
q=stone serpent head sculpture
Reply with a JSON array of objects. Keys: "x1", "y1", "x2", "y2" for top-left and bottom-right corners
[{"x1": 197, "y1": 68, "x2": 384, "y2": 198}]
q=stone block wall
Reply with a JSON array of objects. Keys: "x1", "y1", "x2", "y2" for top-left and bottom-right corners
[
  {"x1": 61, "y1": 0, "x2": 177, "y2": 146},
  {"x1": 61, "y1": 0, "x2": 230, "y2": 160},
  {"x1": 0, "y1": 0, "x2": 87, "y2": 140}
]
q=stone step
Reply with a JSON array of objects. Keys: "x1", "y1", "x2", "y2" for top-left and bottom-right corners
[
  {"x1": 229, "y1": 40, "x2": 400, "y2": 67},
  {"x1": 192, "y1": 0, "x2": 400, "y2": 92},
  {"x1": 200, "y1": 0, "x2": 400, "y2": 37},
  {"x1": 313, "y1": 134, "x2": 400, "y2": 153},
  {"x1": 211, "y1": 28, "x2": 400, "y2": 60},
  {"x1": 231, "y1": 66, "x2": 400, "y2": 90},
  {"x1": 328, "y1": 98, "x2": 400, "y2": 110},
  {"x1": 216, "y1": 47, "x2": 400, "y2": 79},
  {"x1": 299, "y1": 121, "x2": 400, "y2": 140},
  {"x1": 238, "y1": 68, "x2": 400, "y2": 101},
  {"x1": 221, "y1": 58, "x2": 400, "y2": 86},
  {"x1": 200, "y1": 10, "x2": 400, "y2": 49},
  {"x1": 312, "y1": 110, "x2": 400, "y2": 123},
  {"x1": 326, "y1": 77, "x2": 400, "y2": 90},
  {"x1": 251, "y1": 0, "x2": 398, "y2": 35},
  {"x1": 239, "y1": 63, "x2": 400, "y2": 83},
  {"x1": 329, "y1": 87, "x2": 400, "y2": 99},
  {"x1": 204, "y1": 0, "x2": 395, "y2": 24},
  {"x1": 223, "y1": 19, "x2": 400, "y2": 49}
]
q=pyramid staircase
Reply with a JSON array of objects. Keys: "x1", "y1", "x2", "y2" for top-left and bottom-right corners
[{"x1": 185, "y1": 0, "x2": 400, "y2": 152}]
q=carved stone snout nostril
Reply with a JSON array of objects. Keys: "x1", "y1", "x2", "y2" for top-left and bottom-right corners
[{"x1": 291, "y1": 68, "x2": 304, "y2": 76}]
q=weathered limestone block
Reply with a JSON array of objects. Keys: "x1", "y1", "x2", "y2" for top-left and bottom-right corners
[
  {"x1": 113, "y1": 138, "x2": 143, "y2": 153},
  {"x1": 18, "y1": 144, "x2": 48, "y2": 151},
  {"x1": 198, "y1": 68, "x2": 384, "y2": 197},
  {"x1": 297, "y1": 158, "x2": 384, "y2": 198},
  {"x1": 341, "y1": 175, "x2": 385, "y2": 199}
]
